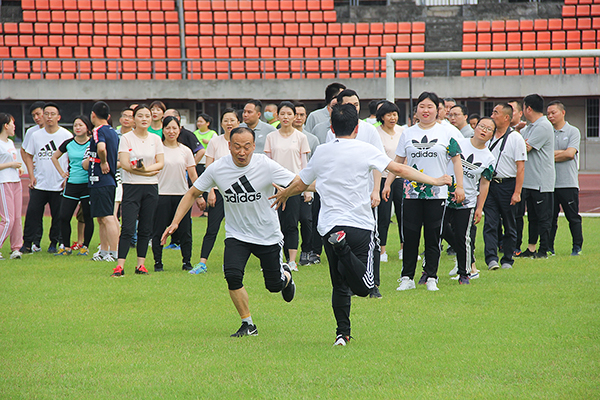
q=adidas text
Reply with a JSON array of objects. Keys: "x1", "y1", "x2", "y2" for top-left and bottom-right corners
[{"x1": 224, "y1": 192, "x2": 262, "y2": 203}]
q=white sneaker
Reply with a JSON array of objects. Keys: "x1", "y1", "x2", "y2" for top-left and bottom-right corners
[
  {"x1": 396, "y1": 276, "x2": 416, "y2": 291},
  {"x1": 469, "y1": 272, "x2": 480, "y2": 279},
  {"x1": 426, "y1": 277, "x2": 439, "y2": 291},
  {"x1": 449, "y1": 259, "x2": 458, "y2": 276},
  {"x1": 92, "y1": 252, "x2": 104, "y2": 261},
  {"x1": 9, "y1": 250, "x2": 22, "y2": 259},
  {"x1": 380, "y1": 252, "x2": 388, "y2": 262},
  {"x1": 398, "y1": 249, "x2": 403, "y2": 260},
  {"x1": 0, "y1": 252, "x2": 4, "y2": 260},
  {"x1": 103, "y1": 253, "x2": 117, "y2": 262},
  {"x1": 32, "y1": 244, "x2": 42, "y2": 252},
  {"x1": 289, "y1": 261, "x2": 298, "y2": 271}
]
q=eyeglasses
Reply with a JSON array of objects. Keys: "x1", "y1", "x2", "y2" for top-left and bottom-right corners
[
  {"x1": 448, "y1": 113, "x2": 464, "y2": 118},
  {"x1": 477, "y1": 125, "x2": 495, "y2": 133},
  {"x1": 222, "y1": 119, "x2": 238, "y2": 124}
]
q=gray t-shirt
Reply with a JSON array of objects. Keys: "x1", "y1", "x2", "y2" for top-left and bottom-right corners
[
  {"x1": 460, "y1": 124, "x2": 474, "y2": 138},
  {"x1": 305, "y1": 106, "x2": 329, "y2": 133},
  {"x1": 312, "y1": 120, "x2": 331, "y2": 144},
  {"x1": 302, "y1": 129, "x2": 320, "y2": 160},
  {"x1": 554, "y1": 121, "x2": 580, "y2": 189},
  {"x1": 521, "y1": 116, "x2": 555, "y2": 192},
  {"x1": 240, "y1": 120, "x2": 276, "y2": 154}
]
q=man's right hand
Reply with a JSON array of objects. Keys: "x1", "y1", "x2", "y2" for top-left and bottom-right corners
[
  {"x1": 510, "y1": 192, "x2": 521, "y2": 205},
  {"x1": 28, "y1": 176, "x2": 36, "y2": 189}
]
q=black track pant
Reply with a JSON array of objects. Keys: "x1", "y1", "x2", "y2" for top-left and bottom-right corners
[
  {"x1": 59, "y1": 184, "x2": 93, "y2": 248},
  {"x1": 322, "y1": 226, "x2": 376, "y2": 337},
  {"x1": 377, "y1": 177, "x2": 403, "y2": 247},
  {"x1": 401, "y1": 199, "x2": 446, "y2": 280},
  {"x1": 152, "y1": 195, "x2": 192, "y2": 265},
  {"x1": 515, "y1": 198, "x2": 526, "y2": 250},
  {"x1": 23, "y1": 188, "x2": 62, "y2": 248},
  {"x1": 550, "y1": 187, "x2": 583, "y2": 251},
  {"x1": 278, "y1": 194, "x2": 301, "y2": 254},
  {"x1": 118, "y1": 184, "x2": 158, "y2": 260},
  {"x1": 483, "y1": 180, "x2": 518, "y2": 266},
  {"x1": 310, "y1": 192, "x2": 323, "y2": 255},
  {"x1": 523, "y1": 188, "x2": 554, "y2": 254},
  {"x1": 200, "y1": 190, "x2": 224, "y2": 260},
  {"x1": 299, "y1": 198, "x2": 313, "y2": 253},
  {"x1": 442, "y1": 208, "x2": 475, "y2": 276}
]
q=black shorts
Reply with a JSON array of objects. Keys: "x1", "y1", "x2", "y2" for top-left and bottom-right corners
[
  {"x1": 62, "y1": 182, "x2": 89, "y2": 201},
  {"x1": 223, "y1": 237, "x2": 285, "y2": 292},
  {"x1": 89, "y1": 185, "x2": 116, "y2": 218}
]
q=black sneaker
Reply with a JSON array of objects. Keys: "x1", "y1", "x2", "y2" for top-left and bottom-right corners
[
  {"x1": 333, "y1": 334, "x2": 352, "y2": 346},
  {"x1": 571, "y1": 246, "x2": 582, "y2": 256},
  {"x1": 417, "y1": 271, "x2": 428, "y2": 285},
  {"x1": 19, "y1": 245, "x2": 32, "y2": 254},
  {"x1": 328, "y1": 230, "x2": 347, "y2": 251},
  {"x1": 298, "y1": 251, "x2": 310, "y2": 266},
  {"x1": 154, "y1": 262, "x2": 164, "y2": 272},
  {"x1": 548, "y1": 249, "x2": 556, "y2": 256},
  {"x1": 534, "y1": 251, "x2": 548, "y2": 259},
  {"x1": 281, "y1": 263, "x2": 296, "y2": 302},
  {"x1": 446, "y1": 246, "x2": 456, "y2": 256},
  {"x1": 308, "y1": 252, "x2": 321, "y2": 264},
  {"x1": 135, "y1": 265, "x2": 149, "y2": 275},
  {"x1": 230, "y1": 321, "x2": 258, "y2": 337},
  {"x1": 369, "y1": 286, "x2": 382, "y2": 299},
  {"x1": 182, "y1": 263, "x2": 193, "y2": 271},
  {"x1": 458, "y1": 275, "x2": 470, "y2": 285},
  {"x1": 47, "y1": 245, "x2": 58, "y2": 254},
  {"x1": 516, "y1": 249, "x2": 536, "y2": 258}
]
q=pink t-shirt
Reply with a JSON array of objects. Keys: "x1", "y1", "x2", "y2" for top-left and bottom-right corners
[
  {"x1": 264, "y1": 129, "x2": 310, "y2": 174},
  {"x1": 205, "y1": 134, "x2": 229, "y2": 162},
  {"x1": 118, "y1": 131, "x2": 164, "y2": 184},
  {"x1": 158, "y1": 144, "x2": 195, "y2": 195},
  {"x1": 377, "y1": 125, "x2": 404, "y2": 178}
]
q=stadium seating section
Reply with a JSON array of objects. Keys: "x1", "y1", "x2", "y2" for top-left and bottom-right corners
[{"x1": 0, "y1": 0, "x2": 597, "y2": 80}]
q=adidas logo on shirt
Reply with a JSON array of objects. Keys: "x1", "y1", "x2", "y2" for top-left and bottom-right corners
[
  {"x1": 411, "y1": 135, "x2": 439, "y2": 158},
  {"x1": 37, "y1": 140, "x2": 58, "y2": 158},
  {"x1": 460, "y1": 153, "x2": 482, "y2": 179},
  {"x1": 223, "y1": 175, "x2": 261, "y2": 203}
]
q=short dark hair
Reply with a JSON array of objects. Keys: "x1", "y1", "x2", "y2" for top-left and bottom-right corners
[
  {"x1": 92, "y1": 101, "x2": 110, "y2": 120},
  {"x1": 29, "y1": 101, "x2": 46, "y2": 114},
  {"x1": 331, "y1": 103, "x2": 358, "y2": 137},
  {"x1": 416, "y1": 92, "x2": 440, "y2": 108},
  {"x1": 162, "y1": 115, "x2": 180, "y2": 129},
  {"x1": 149, "y1": 100, "x2": 166, "y2": 112},
  {"x1": 0, "y1": 113, "x2": 14, "y2": 132},
  {"x1": 439, "y1": 98, "x2": 446, "y2": 107},
  {"x1": 221, "y1": 107, "x2": 239, "y2": 123},
  {"x1": 325, "y1": 82, "x2": 346, "y2": 103},
  {"x1": 44, "y1": 102, "x2": 61, "y2": 114},
  {"x1": 230, "y1": 126, "x2": 255, "y2": 141},
  {"x1": 468, "y1": 113, "x2": 480, "y2": 121},
  {"x1": 444, "y1": 97, "x2": 456, "y2": 104},
  {"x1": 166, "y1": 108, "x2": 180, "y2": 118},
  {"x1": 476, "y1": 116, "x2": 497, "y2": 134},
  {"x1": 245, "y1": 99, "x2": 263, "y2": 113},
  {"x1": 121, "y1": 107, "x2": 133, "y2": 116},
  {"x1": 508, "y1": 100, "x2": 522, "y2": 112},
  {"x1": 368, "y1": 100, "x2": 380, "y2": 115},
  {"x1": 451, "y1": 104, "x2": 469, "y2": 116},
  {"x1": 294, "y1": 102, "x2": 306, "y2": 110},
  {"x1": 198, "y1": 113, "x2": 213, "y2": 127},
  {"x1": 547, "y1": 100, "x2": 565, "y2": 112},
  {"x1": 74, "y1": 115, "x2": 93, "y2": 134},
  {"x1": 277, "y1": 101, "x2": 296, "y2": 115},
  {"x1": 376, "y1": 101, "x2": 400, "y2": 124},
  {"x1": 523, "y1": 94, "x2": 544, "y2": 114},
  {"x1": 133, "y1": 104, "x2": 151, "y2": 117},
  {"x1": 336, "y1": 89, "x2": 360, "y2": 104},
  {"x1": 495, "y1": 102, "x2": 514, "y2": 118}
]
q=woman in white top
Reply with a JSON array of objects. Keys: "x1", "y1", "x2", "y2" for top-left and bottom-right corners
[
  {"x1": 152, "y1": 116, "x2": 198, "y2": 272},
  {"x1": 113, "y1": 104, "x2": 164, "y2": 276},
  {"x1": 264, "y1": 101, "x2": 311, "y2": 270},
  {"x1": 376, "y1": 101, "x2": 405, "y2": 263},
  {"x1": 191, "y1": 108, "x2": 240, "y2": 274},
  {"x1": 0, "y1": 113, "x2": 24, "y2": 259}
]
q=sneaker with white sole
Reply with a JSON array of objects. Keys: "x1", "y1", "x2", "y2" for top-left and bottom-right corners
[
  {"x1": 230, "y1": 321, "x2": 258, "y2": 337},
  {"x1": 449, "y1": 260, "x2": 458, "y2": 276},
  {"x1": 333, "y1": 334, "x2": 351, "y2": 346},
  {"x1": 190, "y1": 262, "x2": 207, "y2": 274},
  {"x1": 288, "y1": 261, "x2": 298, "y2": 271},
  {"x1": 380, "y1": 252, "x2": 388, "y2": 262},
  {"x1": 92, "y1": 252, "x2": 104, "y2": 261},
  {"x1": 32, "y1": 244, "x2": 42, "y2": 252},
  {"x1": 487, "y1": 260, "x2": 500, "y2": 270},
  {"x1": 426, "y1": 277, "x2": 439, "y2": 291},
  {"x1": 103, "y1": 254, "x2": 116, "y2": 262},
  {"x1": 9, "y1": 250, "x2": 22, "y2": 259},
  {"x1": 469, "y1": 272, "x2": 480, "y2": 279},
  {"x1": 501, "y1": 263, "x2": 512, "y2": 269},
  {"x1": 396, "y1": 276, "x2": 416, "y2": 291}
]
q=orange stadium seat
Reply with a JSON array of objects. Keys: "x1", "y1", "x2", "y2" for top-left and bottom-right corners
[
  {"x1": 548, "y1": 19, "x2": 562, "y2": 30},
  {"x1": 326, "y1": 36, "x2": 339, "y2": 47},
  {"x1": 412, "y1": 22, "x2": 425, "y2": 33},
  {"x1": 285, "y1": 23, "x2": 298, "y2": 35},
  {"x1": 578, "y1": 18, "x2": 592, "y2": 29},
  {"x1": 477, "y1": 21, "x2": 490, "y2": 32},
  {"x1": 299, "y1": 23, "x2": 312, "y2": 35},
  {"x1": 313, "y1": 23, "x2": 327, "y2": 35},
  {"x1": 49, "y1": 35, "x2": 63, "y2": 46},
  {"x1": 534, "y1": 19, "x2": 547, "y2": 30},
  {"x1": 491, "y1": 20, "x2": 504, "y2": 32},
  {"x1": 309, "y1": 11, "x2": 323, "y2": 23},
  {"x1": 34, "y1": 36, "x2": 48, "y2": 46},
  {"x1": 562, "y1": 18, "x2": 577, "y2": 29},
  {"x1": 563, "y1": 5, "x2": 576, "y2": 17},
  {"x1": 23, "y1": 10, "x2": 36, "y2": 21},
  {"x1": 78, "y1": 0, "x2": 91, "y2": 9}
]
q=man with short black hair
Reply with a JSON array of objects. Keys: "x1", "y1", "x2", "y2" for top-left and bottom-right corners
[
  {"x1": 364, "y1": 100, "x2": 381, "y2": 127},
  {"x1": 509, "y1": 100, "x2": 526, "y2": 132},
  {"x1": 444, "y1": 98, "x2": 456, "y2": 116},
  {"x1": 547, "y1": 100, "x2": 583, "y2": 256},
  {"x1": 240, "y1": 99, "x2": 276, "y2": 153},
  {"x1": 305, "y1": 82, "x2": 346, "y2": 133},
  {"x1": 20, "y1": 103, "x2": 73, "y2": 254},
  {"x1": 448, "y1": 104, "x2": 474, "y2": 138},
  {"x1": 264, "y1": 103, "x2": 280, "y2": 128},
  {"x1": 468, "y1": 113, "x2": 480, "y2": 130}
]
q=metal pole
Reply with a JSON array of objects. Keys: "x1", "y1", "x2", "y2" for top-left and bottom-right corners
[
  {"x1": 385, "y1": 54, "x2": 394, "y2": 102},
  {"x1": 409, "y1": 61, "x2": 413, "y2": 119},
  {"x1": 176, "y1": 0, "x2": 187, "y2": 79}
]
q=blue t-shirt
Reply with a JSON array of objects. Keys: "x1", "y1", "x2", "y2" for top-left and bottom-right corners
[
  {"x1": 88, "y1": 124, "x2": 119, "y2": 188},
  {"x1": 58, "y1": 137, "x2": 90, "y2": 185}
]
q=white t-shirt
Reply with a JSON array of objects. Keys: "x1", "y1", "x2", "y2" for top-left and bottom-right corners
[
  {"x1": 487, "y1": 129, "x2": 527, "y2": 179},
  {"x1": 299, "y1": 138, "x2": 391, "y2": 236},
  {"x1": 205, "y1": 134, "x2": 229, "y2": 162},
  {"x1": 193, "y1": 154, "x2": 295, "y2": 245},
  {"x1": 24, "y1": 127, "x2": 72, "y2": 191},
  {"x1": 118, "y1": 131, "x2": 164, "y2": 185},
  {"x1": 21, "y1": 124, "x2": 42, "y2": 151},
  {"x1": 158, "y1": 144, "x2": 195, "y2": 195},
  {"x1": 396, "y1": 123, "x2": 460, "y2": 200},
  {"x1": 377, "y1": 125, "x2": 404, "y2": 178},
  {"x1": 264, "y1": 129, "x2": 310, "y2": 174},
  {"x1": 0, "y1": 138, "x2": 21, "y2": 183},
  {"x1": 325, "y1": 120, "x2": 385, "y2": 153}
]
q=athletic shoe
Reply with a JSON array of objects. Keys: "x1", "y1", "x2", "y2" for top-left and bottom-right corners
[
  {"x1": 327, "y1": 230, "x2": 347, "y2": 251},
  {"x1": 110, "y1": 266, "x2": 124, "y2": 277},
  {"x1": 548, "y1": 249, "x2": 556, "y2": 256},
  {"x1": 0, "y1": 253, "x2": 4, "y2": 260},
  {"x1": 513, "y1": 249, "x2": 522, "y2": 257},
  {"x1": 9, "y1": 250, "x2": 22, "y2": 259},
  {"x1": 501, "y1": 263, "x2": 512, "y2": 269},
  {"x1": 458, "y1": 275, "x2": 470, "y2": 285},
  {"x1": 398, "y1": 249, "x2": 403, "y2": 260},
  {"x1": 534, "y1": 251, "x2": 548, "y2": 259},
  {"x1": 148, "y1": 239, "x2": 152, "y2": 247},
  {"x1": 469, "y1": 272, "x2": 480, "y2": 279},
  {"x1": 47, "y1": 245, "x2": 58, "y2": 254},
  {"x1": 71, "y1": 242, "x2": 82, "y2": 251},
  {"x1": 154, "y1": 262, "x2": 164, "y2": 272},
  {"x1": 54, "y1": 248, "x2": 72, "y2": 256},
  {"x1": 19, "y1": 246, "x2": 32, "y2": 254},
  {"x1": 426, "y1": 277, "x2": 439, "y2": 291},
  {"x1": 92, "y1": 252, "x2": 104, "y2": 261},
  {"x1": 165, "y1": 243, "x2": 181, "y2": 250},
  {"x1": 396, "y1": 276, "x2": 416, "y2": 291},
  {"x1": 333, "y1": 334, "x2": 351, "y2": 346},
  {"x1": 418, "y1": 271, "x2": 428, "y2": 285},
  {"x1": 446, "y1": 246, "x2": 456, "y2": 256},
  {"x1": 190, "y1": 262, "x2": 207, "y2": 274},
  {"x1": 230, "y1": 321, "x2": 258, "y2": 337},
  {"x1": 103, "y1": 254, "x2": 117, "y2": 262},
  {"x1": 299, "y1": 252, "x2": 310, "y2": 266},
  {"x1": 308, "y1": 252, "x2": 321, "y2": 264},
  {"x1": 449, "y1": 260, "x2": 458, "y2": 276},
  {"x1": 516, "y1": 249, "x2": 536, "y2": 258},
  {"x1": 571, "y1": 246, "x2": 582, "y2": 256},
  {"x1": 182, "y1": 263, "x2": 193, "y2": 271},
  {"x1": 380, "y1": 253, "x2": 388, "y2": 263},
  {"x1": 369, "y1": 286, "x2": 382, "y2": 299},
  {"x1": 135, "y1": 265, "x2": 149, "y2": 275},
  {"x1": 281, "y1": 263, "x2": 295, "y2": 302},
  {"x1": 288, "y1": 261, "x2": 298, "y2": 272},
  {"x1": 32, "y1": 244, "x2": 42, "y2": 252},
  {"x1": 488, "y1": 260, "x2": 500, "y2": 270},
  {"x1": 77, "y1": 246, "x2": 89, "y2": 256}
]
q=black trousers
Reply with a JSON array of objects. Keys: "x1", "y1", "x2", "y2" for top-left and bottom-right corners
[
  {"x1": 442, "y1": 208, "x2": 475, "y2": 276},
  {"x1": 299, "y1": 197, "x2": 313, "y2": 253},
  {"x1": 23, "y1": 188, "x2": 62, "y2": 248},
  {"x1": 278, "y1": 194, "x2": 301, "y2": 255},
  {"x1": 377, "y1": 177, "x2": 403, "y2": 247},
  {"x1": 310, "y1": 192, "x2": 323, "y2": 255},
  {"x1": 118, "y1": 184, "x2": 159, "y2": 260},
  {"x1": 550, "y1": 187, "x2": 583, "y2": 250},
  {"x1": 401, "y1": 199, "x2": 446, "y2": 280},
  {"x1": 152, "y1": 195, "x2": 192, "y2": 265},
  {"x1": 515, "y1": 198, "x2": 526, "y2": 250},
  {"x1": 200, "y1": 190, "x2": 224, "y2": 260},
  {"x1": 59, "y1": 184, "x2": 93, "y2": 248},
  {"x1": 523, "y1": 188, "x2": 554, "y2": 253},
  {"x1": 322, "y1": 226, "x2": 376, "y2": 337},
  {"x1": 483, "y1": 180, "x2": 518, "y2": 266}
]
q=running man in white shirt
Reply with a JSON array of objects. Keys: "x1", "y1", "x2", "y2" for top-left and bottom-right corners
[
  {"x1": 270, "y1": 104, "x2": 450, "y2": 346},
  {"x1": 161, "y1": 127, "x2": 296, "y2": 338}
]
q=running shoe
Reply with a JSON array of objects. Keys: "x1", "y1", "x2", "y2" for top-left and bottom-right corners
[
  {"x1": 298, "y1": 252, "x2": 310, "y2": 266},
  {"x1": 469, "y1": 272, "x2": 480, "y2": 279},
  {"x1": 288, "y1": 261, "x2": 298, "y2": 271},
  {"x1": 548, "y1": 249, "x2": 556, "y2": 256},
  {"x1": 333, "y1": 334, "x2": 352, "y2": 346},
  {"x1": 19, "y1": 246, "x2": 32, "y2": 254},
  {"x1": 182, "y1": 263, "x2": 193, "y2": 271},
  {"x1": 308, "y1": 252, "x2": 321, "y2": 264},
  {"x1": 487, "y1": 260, "x2": 500, "y2": 270},
  {"x1": 0, "y1": 252, "x2": 4, "y2": 260},
  {"x1": 47, "y1": 245, "x2": 58, "y2": 254},
  {"x1": 446, "y1": 246, "x2": 456, "y2": 256},
  {"x1": 165, "y1": 243, "x2": 181, "y2": 250},
  {"x1": 155, "y1": 262, "x2": 164, "y2": 272},
  {"x1": 71, "y1": 242, "x2": 82, "y2": 251},
  {"x1": 516, "y1": 249, "x2": 536, "y2": 258},
  {"x1": 9, "y1": 250, "x2": 22, "y2": 259},
  {"x1": 426, "y1": 277, "x2": 439, "y2": 291},
  {"x1": 449, "y1": 260, "x2": 458, "y2": 276},
  {"x1": 54, "y1": 248, "x2": 72, "y2": 256},
  {"x1": 534, "y1": 251, "x2": 548, "y2": 259},
  {"x1": 418, "y1": 271, "x2": 428, "y2": 285},
  {"x1": 92, "y1": 252, "x2": 104, "y2": 261},
  {"x1": 571, "y1": 246, "x2": 582, "y2": 256},
  {"x1": 230, "y1": 321, "x2": 258, "y2": 337},
  {"x1": 77, "y1": 246, "x2": 89, "y2": 256},
  {"x1": 501, "y1": 263, "x2": 512, "y2": 269},
  {"x1": 135, "y1": 265, "x2": 149, "y2": 275},
  {"x1": 103, "y1": 254, "x2": 117, "y2": 262},
  {"x1": 396, "y1": 276, "x2": 416, "y2": 291},
  {"x1": 32, "y1": 244, "x2": 42, "y2": 252},
  {"x1": 190, "y1": 262, "x2": 207, "y2": 274},
  {"x1": 458, "y1": 275, "x2": 470, "y2": 285},
  {"x1": 513, "y1": 249, "x2": 522, "y2": 257},
  {"x1": 369, "y1": 286, "x2": 382, "y2": 299},
  {"x1": 281, "y1": 263, "x2": 296, "y2": 302},
  {"x1": 111, "y1": 266, "x2": 124, "y2": 277},
  {"x1": 327, "y1": 230, "x2": 347, "y2": 251},
  {"x1": 380, "y1": 253, "x2": 388, "y2": 263}
]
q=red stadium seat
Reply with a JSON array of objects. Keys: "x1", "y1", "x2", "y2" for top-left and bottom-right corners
[
  {"x1": 520, "y1": 20, "x2": 534, "y2": 31},
  {"x1": 412, "y1": 21, "x2": 425, "y2": 33},
  {"x1": 49, "y1": 35, "x2": 63, "y2": 46},
  {"x1": 299, "y1": 23, "x2": 312, "y2": 35},
  {"x1": 326, "y1": 36, "x2": 339, "y2": 47},
  {"x1": 491, "y1": 20, "x2": 504, "y2": 32},
  {"x1": 477, "y1": 21, "x2": 490, "y2": 32}
]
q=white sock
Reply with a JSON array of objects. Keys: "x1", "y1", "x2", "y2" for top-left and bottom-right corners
[{"x1": 242, "y1": 316, "x2": 253, "y2": 326}]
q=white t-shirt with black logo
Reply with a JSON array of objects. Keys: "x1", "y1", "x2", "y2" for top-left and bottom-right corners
[
  {"x1": 193, "y1": 154, "x2": 295, "y2": 245},
  {"x1": 24, "y1": 127, "x2": 73, "y2": 191},
  {"x1": 299, "y1": 138, "x2": 391, "y2": 236}
]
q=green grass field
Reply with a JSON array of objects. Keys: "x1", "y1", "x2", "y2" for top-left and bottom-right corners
[{"x1": 0, "y1": 216, "x2": 598, "y2": 399}]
